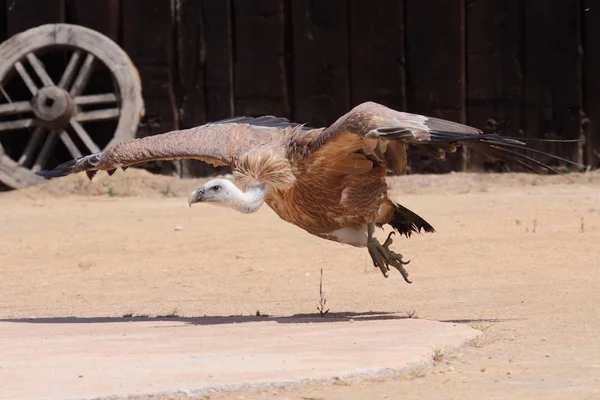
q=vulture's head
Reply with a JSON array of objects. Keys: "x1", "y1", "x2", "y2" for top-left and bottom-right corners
[
  {"x1": 188, "y1": 178, "x2": 266, "y2": 214},
  {"x1": 188, "y1": 178, "x2": 236, "y2": 207}
]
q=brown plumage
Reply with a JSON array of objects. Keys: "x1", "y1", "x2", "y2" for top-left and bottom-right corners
[{"x1": 37, "y1": 102, "x2": 582, "y2": 282}]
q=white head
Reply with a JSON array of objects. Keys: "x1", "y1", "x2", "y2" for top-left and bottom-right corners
[
  {"x1": 188, "y1": 178, "x2": 266, "y2": 214},
  {"x1": 188, "y1": 178, "x2": 236, "y2": 206}
]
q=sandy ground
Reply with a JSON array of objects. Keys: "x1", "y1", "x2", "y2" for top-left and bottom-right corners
[
  {"x1": 1, "y1": 168, "x2": 600, "y2": 399},
  {"x1": 0, "y1": 318, "x2": 479, "y2": 400}
]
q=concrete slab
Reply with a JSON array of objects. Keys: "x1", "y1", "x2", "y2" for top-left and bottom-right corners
[{"x1": 0, "y1": 317, "x2": 479, "y2": 400}]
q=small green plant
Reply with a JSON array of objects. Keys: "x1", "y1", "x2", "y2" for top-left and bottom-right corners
[
  {"x1": 107, "y1": 187, "x2": 118, "y2": 197},
  {"x1": 316, "y1": 268, "x2": 330, "y2": 317},
  {"x1": 469, "y1": 322, "x2": 493, "y2": 333},
  {"x1": 468, "y1": 321, "x2": 496, "y2": 348},
  {"x1": 160, "y1": 185, "x2": 177, "y2": 197},
  {"x1": 432, "y1": 349, "x2": 444, "y2": 363}
]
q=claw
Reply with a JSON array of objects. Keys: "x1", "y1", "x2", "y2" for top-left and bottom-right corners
[
  {"x1": 382, "y1": 231, "x2": 395, "y2": 248},
  {"x1": 367, "y1": 231, "x2": 412, "y2": 283},
  {"x1": 368, "y1": 241, "x2": 390, "y2": 278},
  {"x1": 392, "y1": 261, "x2": 412, "y2": 284}
]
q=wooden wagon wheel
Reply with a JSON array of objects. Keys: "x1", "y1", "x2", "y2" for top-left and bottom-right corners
[{"x1": 0, "y1": 23, "x2": 144, "y2": 189}]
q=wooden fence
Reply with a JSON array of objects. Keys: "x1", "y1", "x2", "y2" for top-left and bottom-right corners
[{"x1": 1, "y1": 0, "x2": 599, "y2": 176}]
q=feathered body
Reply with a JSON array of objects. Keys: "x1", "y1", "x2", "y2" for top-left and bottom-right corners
[
  {"x1": 220, "y1": 104, "x2": 435, "y2": 247},
  {"x1": 37, "y1": 102, "x2": 582, "y2": 280}
]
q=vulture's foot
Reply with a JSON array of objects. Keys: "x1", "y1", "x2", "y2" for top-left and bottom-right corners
[{"x1": 367, "y1": 231, "x2": 411, "y2": 283}]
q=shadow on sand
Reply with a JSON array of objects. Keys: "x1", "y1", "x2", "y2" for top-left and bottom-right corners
[{"x1": 0, "y1": 311, "x2": 514, "y2": 326}]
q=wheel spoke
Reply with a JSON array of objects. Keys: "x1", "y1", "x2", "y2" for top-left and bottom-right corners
[
  {"x1": 69, "y1": 119, "x2": 101, "y2": 153},
  {"x1": 75, "y1": 108, "x2": 120, "y2": 123},
  {"x1": 58, "y1": 129, "x2": 83, "y2": 159},
  {"x1": 70, "y1": 53, "x2": 95, "y2": 96},
  {"x1": 0, "y1": 118, "x2": 34, "y2": 132},
  {"x1": 74, "y1": 93, "x2": 117, "y2": 106},
  {"x1": 58, "y1": 51, "x2": 82, "y2": 89},
  {"x1": 0, "y1": 83, "x2": 13, "y2": 102},
  {"x1": 32, "y1": 130, "x2": 58, "y2": 172},
  {"x1": 0, "y1": 101, "x2": 33, "y2": 116},
  {"x1": 14, "y1": 61, "x2": 38, "y2": 95},
  {"x1": 17, "y1": 125, "x2": 45, "y2": 166},
  {"x1": 25, "y1": 53, "x2": 55, "y2": 87}
]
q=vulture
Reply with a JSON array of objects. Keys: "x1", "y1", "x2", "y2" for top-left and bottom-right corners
[{"x1": 36, "y1": 102, "x2": 581, "y2": 283}]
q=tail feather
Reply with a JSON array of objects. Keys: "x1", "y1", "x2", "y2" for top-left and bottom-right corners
[{"x1": 383, "y1": 202, "x2": 436, "y2": 238}]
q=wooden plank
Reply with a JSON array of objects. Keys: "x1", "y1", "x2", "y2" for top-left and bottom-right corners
[
  {"x1": 121, "y1": 0, "x2": 178, "y2": 138},
  {"x1": 6, "y1": 0, "x2": 64, "y2": 35},
  {"x1": 68, "y1": 0, "x2": 119, "y2": 41},
  {"x1": 349, "y1": 0, "x2": 406, "y2": 111},
  {"x1": 176, "y1": 0, "x2": 206, "y2": 128},
  {"x1": 121, "y1": 0, "x2": 178, "y2": 176},
  {"x1": 174, "y1": 0, "x2": 234, "y2": 177},
  {"x1": 523, "y1": 0, "x2": 583, "y2": 165},
  {"x1": 233, "y1": 0, "x2": 289, "y2": 117},
  {"x1": 121, "y1": 0, "x2": 173, "y2": 68},
  {"x1": 584, "y1": 1, "x2": 600, "y2": 169},
  {"x1": 405, "y1": 0, "x2": 466, "y2": 173},
  {"x1": 175, "y1": 0, "x2": 217, "y2": 178},
  {"x1": 201, "y1": 0, "x2": 234, "y2": 122},
  {"x1": 291, "y1": 0, "x2": 350, "y2": 128},
  {"x1": 0, "y1": 0, "x2": 6, "y2": 42},
  {"x1": 465, "y1": 0, "x2": 523, "y2": 172}
]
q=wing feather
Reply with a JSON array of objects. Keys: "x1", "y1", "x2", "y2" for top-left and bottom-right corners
[
  {"x1": 297, "y1": 101, "x2": 584, "y2": 174},
  {"x1": 36, "y1": 116, "x2": 305, "y2": 179}
]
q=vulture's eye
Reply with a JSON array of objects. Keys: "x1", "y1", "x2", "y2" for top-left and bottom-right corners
[{"x1": 212, "y1": 185, "x2": 221, "y2": 192}]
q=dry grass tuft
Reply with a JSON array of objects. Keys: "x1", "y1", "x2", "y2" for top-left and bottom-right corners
[
  {"x1": 316, "y1": 268, "x2": 330, "y2": 317},
  {"x1": 432, "y1": 348, "x2": 444, "y2": 363}
]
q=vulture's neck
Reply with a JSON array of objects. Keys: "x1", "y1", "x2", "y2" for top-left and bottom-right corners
[{"x1": 229, "y1": 183, "x2": 266, "y2": 214}]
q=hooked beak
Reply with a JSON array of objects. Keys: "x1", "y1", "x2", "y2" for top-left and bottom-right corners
[{"x1": 188, "y1": 187, "x2": 205, "y2": 207}]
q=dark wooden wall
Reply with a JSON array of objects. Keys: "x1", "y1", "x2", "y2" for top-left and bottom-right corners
[{"x1": 2, "y1": 0, "x2": 599, "y2": 176}]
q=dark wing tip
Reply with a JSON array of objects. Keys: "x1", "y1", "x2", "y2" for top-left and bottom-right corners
[
  {"x1": 458, "y1": 135, "x2": 586, "y2": 176},
  {"x1": 35, "y1": 159, "x2": 78, "y2": 178},
  {"x1": 34, "y1": 153, "x2": 101, "y2": 179},
  {"x1": 395, "y1": 126, "x2": 584, "y2": 176}
]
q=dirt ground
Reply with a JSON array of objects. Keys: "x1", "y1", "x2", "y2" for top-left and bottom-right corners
[{"x1": 1, "y1": 168, "x2": 600, "y2": 399}]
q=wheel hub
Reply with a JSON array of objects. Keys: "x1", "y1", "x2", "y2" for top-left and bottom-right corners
[{"x1": 31, "y1": 86, "x2": 73, "y2": 128}]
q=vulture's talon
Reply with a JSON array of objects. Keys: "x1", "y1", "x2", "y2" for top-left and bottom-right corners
[
  {"x1": 367, "y1": 235, "x2": 412, "y2": 283},
  {"x1": 382, "y1": 231, "x2": 395, "y2": 248},
  {"x1": 368, "y1": 241, "x2": 391, "y2": 277}
]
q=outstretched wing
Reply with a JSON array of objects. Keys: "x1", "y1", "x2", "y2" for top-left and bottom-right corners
[
  {"x1": 294, "y1": 101, "x2": 583, "y2": 175},
  {"x1": 36, "y1": 116, "x2": 308, "y2": 180}
]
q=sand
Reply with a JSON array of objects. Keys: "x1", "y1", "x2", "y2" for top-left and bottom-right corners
[{"x1": 1, "y1": 168, "x2": 599, "y2": 399}]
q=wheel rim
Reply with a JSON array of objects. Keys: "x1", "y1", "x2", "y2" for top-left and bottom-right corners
[{"x1": 0, "y1": 23, "x2": 144, "y2": 188}]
